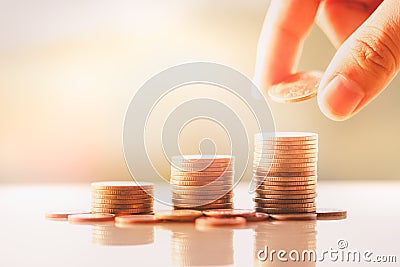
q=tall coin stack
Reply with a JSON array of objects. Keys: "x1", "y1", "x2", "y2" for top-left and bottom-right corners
[
  {"x1": 171, "y1": 155, "x2": 234, "y2": 210},
  {"x1": 91, "y1": 182, "x2": 154, "y2": 214},
  {"x1": 253, "y1": 132, "x2": 318, "y2": 214}
]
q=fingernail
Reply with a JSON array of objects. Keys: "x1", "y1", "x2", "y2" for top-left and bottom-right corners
[{"x1": 318, "y1": 75, "x2": 365, "y2": 121}]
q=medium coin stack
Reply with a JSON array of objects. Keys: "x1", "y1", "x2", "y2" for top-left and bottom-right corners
[
  {"x1": 91, "y1": 181, "x2": 154, "y2": 214},
  {"x1": 170, "y1": 155, "x2": 234, "y2": 210},
  {"x1": 253, "y1": 132, "x2": 318, "y2": 214}
]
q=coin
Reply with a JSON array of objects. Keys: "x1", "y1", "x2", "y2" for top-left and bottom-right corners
[
  {"x1": 254, "y1": 149, "x2": 318, "y2": 156},
  {"x1": 255, "y1": 144, "x2": 318, "y2": 151},
  {"x1": 253, "y1": 153, "x2": 317, "y2": 159},
  {"x1": 317, "y1": 208, "x2": 347, "y2": 220},
  {"x1": 172, "y1": 155, "x2": 234, "y2": 163},
  {"x1": 256, "y1": 193, "x2": 317, "y2": 199},
  {"x1": 45, "y1": 210, "x2": 91, "y2": 220},
  {"x1": 115, "y1": 215, "x2": 161, "y2": 224},
  {"x1": 256, "y1": 207, "x2": 316, "y2": 214},
  {"x1": 91, "y1": 198, "x2": 153, "y2": 204},
  {"x1": 256, "y1": 189, "x2": 316, "y2": 195},
  {"x1": 255, "y1": 139, "x2": 318, "y2": 145},
  {"x1": 92, "y1": 189, "x2": 153, "y2": 195},
  {"x1": 255, "y1": 180, "x2": 317, "y2": 186},
  {"x1": 253, "y1": 162, "x2": 317, "y2": 168},
  {"x1": 269, "y1": 213, "x2": 317, "y2": 220},
  {"x1": 202, "y1": 209, "x2": 255, "y2": 218},
  {"x1": 172, "y1": 185, "x2": 232, "y2": 191},
  {"x1": 172, "y1": 190, "x2": 233, "y2": 197},
  {"x1": 255, "y1": 132, "x2": 318, "y2": 141},
  {"x1": 255, "y1": 202, "x2": 316, "y2": 209},
  {"x1": 256, "y1": 184, "x2": 317, "y2": 191},
  {"x1": 254, "y1": 158, "x2": 318, "y2": 164},
  {"x1": 254, "y1": 197, "x2": 315, "y2": 204},
  {"x1": 155, "y1": 210, "x2": 203, "y2": 221},
  {"x1": 91, "y1": 203, "x2": 153, "y2": 209},
  {"x1": 253, "y1": 176, "x2": 317, "y2": 182},
  {"x1": 68, "y1": 213, "x2": 115, "y2": 223},
  {"x1": 170, "y1": 180, "x2": 232, "y2": 187},
  {"x1": 175, "y1": 203, "x2": 233, "y2": 210},
  {"x1": 171, "y1": 166, "x2": 233, "y2": 172},
  {"x1": 91, "y1": 207, "x2": 153, "y2": 214},
  {"x1": 91, "y1": 181, "x2": 154, "y2": 190},
  {"x1": 243, "y1": 212, "x2": 270, "y2": 222},
  {"x1": 258, "y1": 171, "x2": 317, "y2": 177},
  {"x1": 172, "y1": 198, "x2": 231, "y2": 206},
  {"x1": 268, "y1": 71, "x2": 323, "y2": 103},
  {"x1": 195, "y1": 216, "x2": 246, "y2": 227}
]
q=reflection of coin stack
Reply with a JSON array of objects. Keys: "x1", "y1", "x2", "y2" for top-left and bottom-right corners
[
  {"x1": 91, "y1": 182, "x2": 154, "y2": 214},
  {"x1": 253, "y1": 132, "x2": 318, "y2": 214},
  {"x1": 165, "y1": 223, "x2": 234, "y2": 266},
  {"x1": 92, "y1": 223, "x2": 154, "y2": 246},
  {"x1": 254, "y1": 221, "x2": 317, "y2": 266},
  {"x1": 171, "y1": 155, "x2": 234, "y2": 210}
]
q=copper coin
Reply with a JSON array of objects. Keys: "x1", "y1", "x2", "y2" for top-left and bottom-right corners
[
  {"x1": 202, "y1": 209, "x2": 255, "y2": 218},
  {"x1": 155, "y1": 210, "x2": 203, "y2": 221},
  {"x1": 255, "y1": 132, "x2": 318, "y2": 140},
  {"x1": 172, "y1": 155, "x2": 234, "y2": 163},
  {"x1": 92, "y1": 189, "x2": 153, "y2": 195},
  {"x1": 172, "y1": 185, "x2": 232, "y2": 191},
  {"x1": 259, "y1": 171, "x2": 317, "y2": 177},
  {"x1": 269, "y1": 213, "x2": 317, "y2": 220},
  {"x1": 255, "y1": 144, "x2": 318, "y2": 150},
  {"x1": 256, "y1": 193, "x2": 317, "y2": 199},
  {"x1": 172, "y1": 191, "x2": 233, "y2": 198},
  {"x1": 268, "y1": 71, "x2": 323, "y2": 103},
  {"x1": 91, "y1": 207, "x2": 153, "y2": 214},
  {"x1": 195, "y1": 216, "x2": 246, "y2": 227},
  {"x1": 45, "y1": 210, "x2": 91, "y2": 220},
  {"x1": 91, "y1": 181, "x2": 153, "y2": 190},
  {"x1": 253, "y1": 176, "x2": 317, "y2": 182},
  {"x1": 174, "y1": 203, "x2": 233, "y2": 210},
  {"x1": 254, "y1": 157, "x2": 317, "y2": 164},
  {"x1": 91, "y1": 198, "x2": 153, "y2": 204},
  {"x1": 256, "y1": 180, "x2": 317, "y2": 186},
  {"x1": 254, "y1": 197, "x2": 315, "y2": 204},
  {"x1": 255, "y1": 139, "x2": 318, "y2": 145},
  {"x1": 172, "y1": 197, "x2": 231, "y2": 205},
  {"x1": 244, "y1": 212, "x2": 270, "y2": 222},
  {"x1": 68, "y1": 213, "x2": 115, "y2": 223},
  {"x1": 171, "y1": 166, "x2": 233, "y2": 172},
  {"x1": 317, "y1": 208, "x2": 347, "y2": 220},
  {"x1": 91, "y1": 203, "x2": 153, "y2": 209},
  {"x1": 256, "y1": 207, "x2": 316, "y2": 213},
  {"x1": 256, "y1": 167, "x2": 317, "y2": 173},
  {"x1": 171, "y1": 172, "x2": 233, "y2": 178},
  {"x1": 115, "y1": 215, "x2": 161, "y2": 224},
  {"x1": 255, "y1": 202, "x2": 316, "y2": 209},
  {"x1": 254, "y1": 154, "x2": 317, "y2": 160},
  {"x1": 257, "y1": 184, "x2": 317, "y2": 191},
  {"x1": 253, "y1": 162, "x2": 317, "y2": 168}
]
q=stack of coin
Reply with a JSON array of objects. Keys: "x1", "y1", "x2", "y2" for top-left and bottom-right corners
[
  {"x1": 253, "y1": 132, "x2": 318, "y2": 214},
  {"x1": 91, "y1": 181, "x2": 154, "y2": 214},
  {"x1": 170, "y1": 155, "x2": 234, "y2": 210}
]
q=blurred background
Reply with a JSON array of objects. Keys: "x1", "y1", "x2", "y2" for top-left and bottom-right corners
[{"x1": 1, "y1": 0, "x2": 399, "y2": 183}]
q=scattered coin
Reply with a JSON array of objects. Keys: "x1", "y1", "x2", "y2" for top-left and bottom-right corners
[
  {"x1": 45, "y1": 210, "x2": 91, "y2": 220},
  {"x1": 155, "y1": 210, "x2": 203, "y2": 221},
  {"x1": 243, "y1": 212, "x2": 270, "y2": 222},
  {"x1": 115, "y1": 215, "x2": 161, "y2": 224},
  {"x1": 68, "y1": 213, "x2": 115, "y2": 223},
  {"x1": 317, "y1": 208, "x2": 347, "y2": 220},
  {"x1": 269, "y1": 213, "x2": 317, "y2": 220},
  {"x1": 267, "y1": 71, "x2": 323, "y2": 103}
]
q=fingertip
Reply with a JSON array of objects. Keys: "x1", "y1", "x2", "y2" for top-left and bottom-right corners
[{"x1": 317, "y1": 75, "x2": 365, "y2": 121}]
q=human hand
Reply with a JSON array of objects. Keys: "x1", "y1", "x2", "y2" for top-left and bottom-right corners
[{"x1": 254, "y1": 0, "x2": 400, "y2": 121}]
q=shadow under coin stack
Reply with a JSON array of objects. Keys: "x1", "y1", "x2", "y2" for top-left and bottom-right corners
[
  {"x1": 91, "y1": 182, "x2": 154, "y2": 214},
  {"x1": 253, "y1": 132, "x2": 318, "y2": 214},
  {"x1": 171, "y1": 155, "x2": 234, "y2": 210}
]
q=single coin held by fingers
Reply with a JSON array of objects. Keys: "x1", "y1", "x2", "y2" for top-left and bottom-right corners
[{"x1": 268, "y1": 71, "x2": 323, "y2": 103}]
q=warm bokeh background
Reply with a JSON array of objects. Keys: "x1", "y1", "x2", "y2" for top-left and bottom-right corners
[{"x1": 1, "y1": 0, "x2": 399, "y2": 183}]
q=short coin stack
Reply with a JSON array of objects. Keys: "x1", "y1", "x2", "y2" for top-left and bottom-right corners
[
  {"x1": 91, "y1": 182, "x2": 154, "y2": 214},
  {"x1": 170, "y1": 155, "x2": 234, "y2": 210},
  {"x1": 253, "y1": 132, "x2": 318, "y2": 214}
]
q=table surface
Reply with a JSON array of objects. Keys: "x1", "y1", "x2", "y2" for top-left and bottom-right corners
[{"x1": 1, "y1": 181, "x2": 399, "y2": 267}]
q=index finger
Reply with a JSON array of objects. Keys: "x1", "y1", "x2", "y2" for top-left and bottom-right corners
[{"x1": 254, "y1": 0, "x2": 321, "y2": 94}]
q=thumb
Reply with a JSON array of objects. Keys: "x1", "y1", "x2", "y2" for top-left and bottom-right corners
[{"x1": 318, "y1": 0, "x2": 400, "y2": 121}]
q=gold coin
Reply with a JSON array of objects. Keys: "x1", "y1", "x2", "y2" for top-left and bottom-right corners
[
  {"x1": 256, "y1": 207, "x2": 316, "y2": 214},
  {"x1": 256, "y1": 189, "x2": 316, "y2": 195},
  {"x1": 257, "y1": 184, "x2": 317, "y2": 191},
  {"x1": 256, "y1": 193, "x2": 317, "y2": 199},
  {"x1": 317, "y1": 208, "x2": 347, "y2": 220},
  {"x1": 91, "y1": 181, "x2": 153, "y2": 190},
  {"x1": 254, "y1": 197, "x2": 315, "y2": 204},
  {"x1": 267, "y1": 71, "x2": 323, "y2": 103},
  {"x1": 155, "y1": 210, "x2": 203, "y2": 221},
  {"x1": 91, "y1": 207, "x2": 153, "y2": 214},
  {"x1": 91, "y1": 198, "x2": 153, "y2": 205}
]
